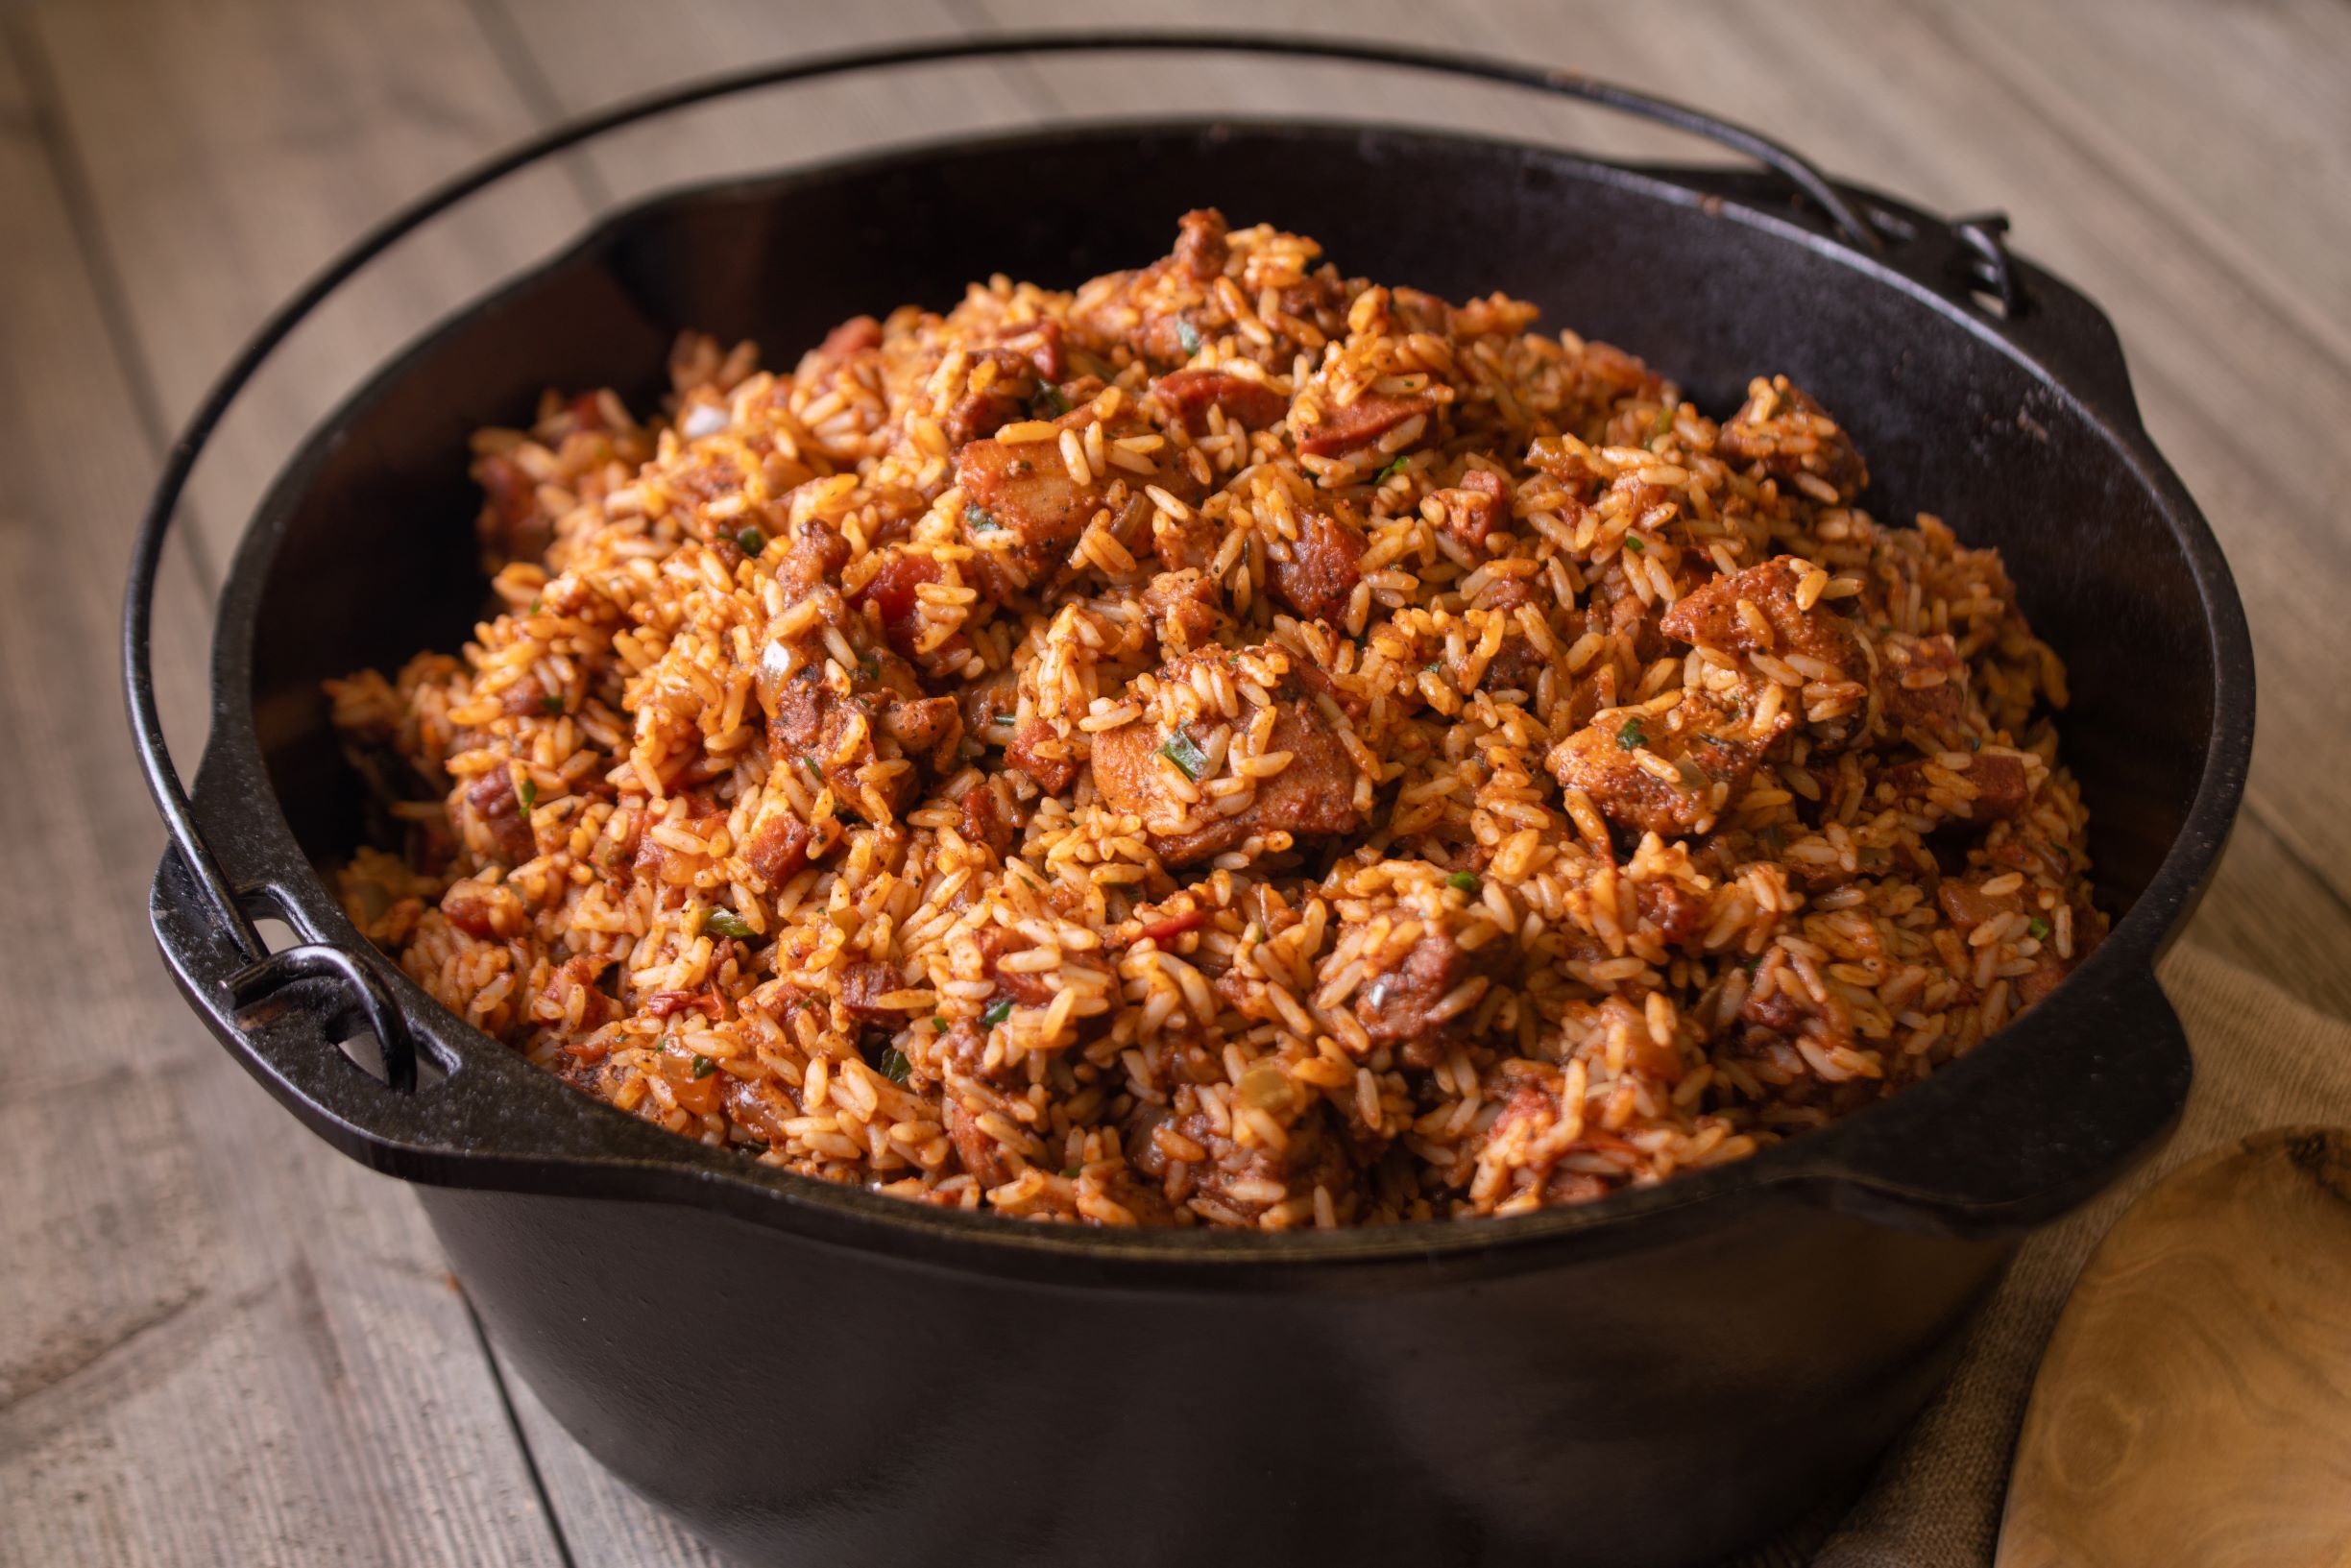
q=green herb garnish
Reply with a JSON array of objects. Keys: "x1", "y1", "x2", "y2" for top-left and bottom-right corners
[
  {"x1": 965, "y1": 503, "x2": 1002, "y2": 532},
  {"x1": 735, "y1": 524, "x2": 766, "y2": 554},
  {"x1": 877, "y1": 1048, "x2": 912, "y2": 1084},
  {"x1": 1447, "y1": 871, "x2": 1481, "y2": 895},
  {"x1": 704, "y1": 909, "x2": 756, "y2": 940},
  {"x1": 1063, "y1": 1166, "x2": 1082, "y2": 1178},
  {"x1": 528, "y1": 597, "x2": 543, "y2": 614},
  {"x1": 1377, "y1": 455, "x2": 1411, "y2": 482},
  {"x1": 1176, "y1": 321, "x2": 1201, "y2": 355},
  {"x1": 1034, "y1": 384, "x2": 1071, "y2": 417},
  {"x1": 539, "y1": 694, "x2": 565, "y2": 715},
  {"x1": 1650, "y1": 403, "x2": 1675, "y2": 443},
  {"x1": 982, "y1": 999, "x2": 1014, "y2": 1027},
  {"x1": 933, "y1": 1016, "x2": 947, "y2": 1031},
  {"x1": 2027, "y1": 917, "x2": 2050, "y2": 941},
  {"x1": 1615, "y1": 719, "x2": 1645, "y2": 751},
  {"x1": 1623, "y1": 535, "x2": 1646, "y2": 554},
  {"x1": 516, "y1": 776, "x2": 537, "y2": 810},
  {"x1": 1157, "y1": 731, "x2": 1208, "y2": 781},
  {"x1": 691, "y1": 1054, "x2": 715, "y2": 1079}
]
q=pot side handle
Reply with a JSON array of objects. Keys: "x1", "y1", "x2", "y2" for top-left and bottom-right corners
[{"x1": 1786, "y1": 963, "x2": 2193, "y2": 1239}]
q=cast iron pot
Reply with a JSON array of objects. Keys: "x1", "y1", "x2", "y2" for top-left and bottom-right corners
[{"x1": 126, "y1": 36, "x2": 2254, "y2": 1568}]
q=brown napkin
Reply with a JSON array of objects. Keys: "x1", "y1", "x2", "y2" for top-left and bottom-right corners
[{"x1": 1768, "y1": 942, "x2": 2351, "y2": 1566}]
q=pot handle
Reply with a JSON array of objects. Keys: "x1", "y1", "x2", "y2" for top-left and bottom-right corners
[{"x1": 1785, "y1": 960, "x2": 2193, "y2": 1238}]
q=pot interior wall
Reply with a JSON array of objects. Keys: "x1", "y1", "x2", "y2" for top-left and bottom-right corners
[{"x1": 246, "y1": 123, "x2": 2212, "y2": 911}]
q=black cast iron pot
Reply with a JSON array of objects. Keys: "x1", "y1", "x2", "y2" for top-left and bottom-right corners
[{"x1": 126, "y1": 36, "x2": 2254, "y2": 1568}]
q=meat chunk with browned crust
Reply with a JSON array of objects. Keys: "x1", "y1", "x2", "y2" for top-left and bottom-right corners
[
  {"x1": 1147, "y1": 367, "x2": 1288, "y2": 436},
  {"x1": 1659, "y1": 554, "x2": 1864, "y2": 679},
  {"x1": 953, "y1": 403, "x2": 1199, "y2": 598},
  {"x1": 1069, "y1": 208, "x2": 1351, "y2": 368},
  {"x1": 1355, "y1": 929, "x2": 1514, "y2": 1068},
  {"x1": 1292, "y1": 391, "x2": 1437, "y2": 460},
  {"x1": 1716, "y1": 376, "x2": 1868, "y2": 502},
  {"x1": 1267, "y1": 510, "x2": 1364, "y2": 625},
  {"x1": 1140, "y1": 569, "x2": 1226, "y2": 656},
  {"x1": 1875, "y1": 633, "x2": 1968, "y2": 742},
  {"x1": 1089, "y1": 644, "x2": 1366, "y2": 867},
  {"x1": 1547, "y1": 685, "x2": 1792, "y2": 839},
  {"x1": 1886, "y1": 751, "x2": 2033, "y2": 822}
]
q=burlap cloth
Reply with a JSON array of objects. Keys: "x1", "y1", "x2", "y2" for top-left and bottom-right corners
[{"x1": 1728, "y1": 941, "x2": 2351, "y2": 1568}]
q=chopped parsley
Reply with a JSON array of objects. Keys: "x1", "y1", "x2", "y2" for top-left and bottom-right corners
[
  {"x1": 1377, "y1": 455, "x2": 1411, "y2": 482},
  {"x1": 1176, "y1": 320, "x2": 1201, "y2": 355},
  {"x1": 2027, "y1": 917, "x2": 2051, "y2": 941},
  {"x1": 735, "y1": 524, "x2": 766, "y2": 554},
  {"x1": 965, "y1": 503, "x2": 1002, "y2": 532},
  {"x1": 982, "y1": 999, "x2": 1014, "y2": 1028},
  {"x1": 1063, "y1": 1165, "x2": 1083, "y2": 1178},
  {"x1": 1158, "y1": 731, "x2": 1208, "y2": 781},
  {"x1": 1615, "y1": 719, "x2": 1645, "y2": 751},
  {"x1": 528, "y1": 597, "x2": 543, "y2": 614},
  {"x1": 539, "y1": 693, "x2": 565, "y2": 715},
  {"x1": 1623, "y1": 534, "x2": 1646, "y2": 554},
  {"x1": 1011, "y1": 458, "x2": 1033, "y2": 474},
  {"x1": 1033, "y1": 384, "x2": 1071, "y2": 417},
  {"x1": 1650, "y1": 403, "x2": 1676, "y2": 443},
  {"x1": 691, "y1": 1054, "x2": 715, "y2": 1079},
  {"x1": 932, "y1": 1016, "x2": 947, "y2": 1031},
  {"x1": 877, "y1": 1047, "x2": 913, "y2": 1084},
  {"x1": 704, "y1": 908, "x2": 756, "y2": 940},
  {"x1": 515, "y1": 776, "x2": 537, "y2": 810},
  {"x1": 1447, "y1": 871, "x2": 1482, "y2": 895}
]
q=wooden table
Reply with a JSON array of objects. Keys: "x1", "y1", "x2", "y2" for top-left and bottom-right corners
[{"x1": 3, "y1": 2, "x2": 2344, "y2": 1562}]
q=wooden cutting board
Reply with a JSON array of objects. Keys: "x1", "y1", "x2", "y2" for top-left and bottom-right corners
[{"x1": 1998, "y1": 1126, "x2": 2351, "y2": 1568}]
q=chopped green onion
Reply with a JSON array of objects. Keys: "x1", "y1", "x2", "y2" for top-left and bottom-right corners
[
  {"x1": 1157, "y1": 731, "x2": 1208, "y2": 781},
  {"x1": 1176, "y1": 320, "x2": 1201, "y2": 355},
  {"x1": 1034, "y1": 384, "x2": 1071, "y2": 417},
  {"x1": 965, "y1": 503, "x2": 1002, "y2": 532},
  {"x1": 1377, "y1": 455, "x2": 1411, "y2": 481},
  {"x1": 516, "y1": 776, "x2": 537, "y2": 810},
  {"x1": 1651, "y1": 404, "x2": 1676, "y2": 439},
  {"x1": 982, "y1": 999, "x2": 1013, "y2": 1027},
  {"x1": 735, "y1": 524, "x2": 766, "y2": 554},
  {"x1": 1623, "y1": 535, "x2": 1646, "y2": 554},
  {"x1": 2027, "y1": 917, "x2": 2051, "y2": 941},
  {"x1": 932, "y1": 1016, "x2": 947, "y2": 1031},
  {"x1": 539, "y1": 694, "x2": 565, "y2": 715},
  {"x1": 1616, "y1": 719, "x2": 1645, "y2": 751},
  {"x1": 1062, "y1": 1166, "x2": 1082, "y2": 1179},
  {"x1": 1447, "y1": 871, "x2": 1481, "y2": 895},
  {"x1": 704, "y1": 909, "x2": 755, "y2": 940},
  {"x1": 877, "y1": 1048, "x2": 912, "y2": 1084},
  {"x1": 528, "y1": 597, "x2": 543, "y2": 614},
  {"x1": 691, "y1": 1053, "x2": 715, "y2": 1079}
]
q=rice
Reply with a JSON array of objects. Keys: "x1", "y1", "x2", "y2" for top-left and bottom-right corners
[{"x1": 327, "y1": 208, "x2": 2100, "y2": 1230}]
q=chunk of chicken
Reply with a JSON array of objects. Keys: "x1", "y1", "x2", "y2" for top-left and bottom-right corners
[
  {"x1": 1089, "y1": 644, "x2": 1366, "y2": 867},
  {"x1": 1659, "y1": 554, "x2": 1864, "y2": 678},
  {"x1": 1547, "y1": 685, "x2": 1792, "y2": 839},
  {"x1": 1716, "y1": 375, "x2": 1868, "y2": 501}
]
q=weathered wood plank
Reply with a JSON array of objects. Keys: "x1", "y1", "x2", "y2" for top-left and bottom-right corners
[
  {"x1": 24, "y1": 0, "x2": 592, "y2": 578},
  {"x1": 0, "y1": 11, "x2": 568, "y2": 1567}
]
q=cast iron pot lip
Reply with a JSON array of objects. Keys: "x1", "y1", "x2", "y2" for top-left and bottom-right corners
[{"x1": 201, "y1": 114, "x2": 2251, "y2": 1271}]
